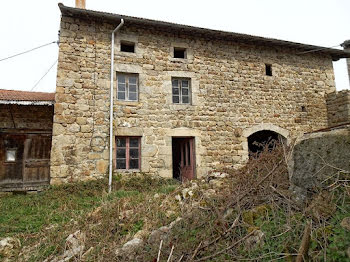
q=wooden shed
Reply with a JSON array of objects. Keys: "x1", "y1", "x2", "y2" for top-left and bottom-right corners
[{"x1": 0, "y1": 89, "x2": 55, "y2": 191}]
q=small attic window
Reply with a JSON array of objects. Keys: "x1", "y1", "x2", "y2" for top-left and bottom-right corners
[
  {"x1": 120, "y1": 41, "x2": 135, "y2": 53},
  {"x1": 174, "y1": 47, "x2": 187, "y2": 59},
  {"x1": 265, "y1": 64, "x2": 272, "y2": 76}
]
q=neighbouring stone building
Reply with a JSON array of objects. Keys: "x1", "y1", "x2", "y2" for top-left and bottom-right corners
[
  {"x1": 51, "y1": 3, "x2": 350, "y2": 184},
  {"x1": 0, "y1": 90, "x2": 54, "y2": 191},
  {"x1": 326, "y1": 90, "x2": 350, "y2": 126}
]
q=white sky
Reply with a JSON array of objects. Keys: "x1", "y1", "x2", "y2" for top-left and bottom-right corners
[{"x1": 0, "y1": 0, "x2": 349, "y2": 93}]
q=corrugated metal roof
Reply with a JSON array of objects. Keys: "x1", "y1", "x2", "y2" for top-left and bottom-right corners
[
  {"x1": 59, "y1": 3, "x2": 350, "y2": 61},
  {"x1": 0, "y1": 89, "x2": 55, "y2": 105}
]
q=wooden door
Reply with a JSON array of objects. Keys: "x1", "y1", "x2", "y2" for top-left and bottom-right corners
[
  {"x1": 0, "y1": 134, "x2": 25, "y2": 189},
  {"x1": 0, "y1": 133, "x2": 51, "y2": 191},
  {"x1": 179, "y1": 138, "x2": 195, "y2": 181},
  {"x1": 23, "y1": 134, "x2": 51, "y2": 187}
]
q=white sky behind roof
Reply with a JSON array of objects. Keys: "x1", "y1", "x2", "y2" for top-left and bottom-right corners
[{"x1": 0, "y1": 0, "x2": 349, "y2": 93}]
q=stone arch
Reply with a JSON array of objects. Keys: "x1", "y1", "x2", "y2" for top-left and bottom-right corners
[{"x1": 242, "y1": 124, "x2": 290, "y2": 161}]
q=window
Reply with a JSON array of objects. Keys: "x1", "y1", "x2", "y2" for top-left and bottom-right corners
[
  {"x1": 116, "y1": 137, "x2": 141, "y2": 170},
  {"x1": 5, "y1": 149, "x2": 16, "y2": 162},
  {"x1": 173, "y1": 47, "x2": 187, "y2": 59},
  {"x1": 172, "y1": 78, "x2": 191, "y2": 104},
  {"x1": 120, "y1": 41, "x2": 135, "y2": 53},
  {"x1": 265, "y1": 64, "x2": 272, "y2": 76},
  {"x1": 117, "y1": 74, "x2": 138, "y2": 101}
]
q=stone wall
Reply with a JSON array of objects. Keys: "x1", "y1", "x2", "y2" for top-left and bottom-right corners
[
  {"x1": 51, "y1": 15, "x2": 336, "y2": 183},
  {"x1": 326, "y1": 90, "x2": 350, "y2": 126},
  {"x1": 0, "y1": 105, "x2": 53, "y2": 130},
  {"x1": 289, "y1": 126, "x2": 350, "y2": 198}
]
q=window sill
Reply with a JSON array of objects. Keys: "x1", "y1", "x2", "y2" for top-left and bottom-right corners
[
  {"x1": 169, "y1": 104, "x2": 194, "y2": 110},
  {"x1": 169, "y1": 57, "x2": 191, "y2": 63},
  {"x1": 115, "y1": 169, "x2": 141, "y2": 173},
  {"x1": 115, "y1": 101, "x2": 140, "y2": 106},
  {"x1": 116, "y1": 51, "x2": 143, "y2": 59}
]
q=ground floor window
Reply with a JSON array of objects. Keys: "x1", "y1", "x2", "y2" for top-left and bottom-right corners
[{"x1": 116, "y1": 137, "x2": 141, "y2": 170}]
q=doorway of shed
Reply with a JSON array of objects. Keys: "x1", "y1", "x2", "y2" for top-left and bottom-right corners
[{"x1": 248, "y1": 130, "x2": 285, "y2": 157}]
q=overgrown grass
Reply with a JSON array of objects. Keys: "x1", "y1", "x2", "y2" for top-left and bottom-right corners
[
  {"x1": 0, "y1": 174, "x2": 180, "y2": 261},
  {"x1": 2, "y1": 145, "x2": 349, "y2": 261},
  {"x1": 0, "y1": 179, "x2": 107, "y2": 237}
]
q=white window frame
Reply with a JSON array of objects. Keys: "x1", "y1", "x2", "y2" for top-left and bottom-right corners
[
  {"x1": 172, "y1": 78, "x2": 191, "y2": 104},
  {"x1": 117, "y1": 73, "x2": 139, "y2": 101}
]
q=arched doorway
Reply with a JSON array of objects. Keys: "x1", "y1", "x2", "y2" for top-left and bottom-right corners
[
  {"x1": 248, "y1": 130, "x2": 286, "y2": 155},
  {"x1": 242, "y1": 124, "x2": 290, "y2": 161}
]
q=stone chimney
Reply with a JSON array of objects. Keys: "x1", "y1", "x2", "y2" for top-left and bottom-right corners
[
  {"x1": 342, "y1": 40, "x2": 350, "y2": 85},
  {"x1": 75, "y1": 0, "x2": 86, "y2": 9}
]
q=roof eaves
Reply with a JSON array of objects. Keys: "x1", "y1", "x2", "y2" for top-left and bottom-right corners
[
  {"x1": 58, "y1": 3, "x2": 350, "y2": 61},
  {"x1": 0, "y1": 100, "x2": 55, "y2": 106}
]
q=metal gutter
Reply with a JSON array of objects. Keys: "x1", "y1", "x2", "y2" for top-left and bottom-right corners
[{"x1": 109, "y1": 19, "x2": 124, "y2": 194}]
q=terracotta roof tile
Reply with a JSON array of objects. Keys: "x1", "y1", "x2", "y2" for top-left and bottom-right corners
[{"x1": 0, "y1": 89, "x2": 55, "y2": 102}]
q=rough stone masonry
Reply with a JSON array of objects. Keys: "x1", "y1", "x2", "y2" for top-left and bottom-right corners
[{"x1": 50, "y1": 4, "x2": 350, "y2": 184}]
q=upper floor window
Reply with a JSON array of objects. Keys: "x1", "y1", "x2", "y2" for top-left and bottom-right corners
[
  {"x1": 120, "y1": 41, "x2": 135, "y2": 53},
  {"x1": 265, "y1": 64, "x2": 272, "y2": 76},
  {"x1": 173, "y1": 47, "x2": 187, "y2": 59},
  {"x1": 117, "y1": 73, "x2": 138, "y2": 101},
  {"x1": 172, "y1": 78, "x2": 191, "y2": 104}
]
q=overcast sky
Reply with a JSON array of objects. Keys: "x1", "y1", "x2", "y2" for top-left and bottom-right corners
[{"x1": 0, "y1": 0, "x2": 349, "y2": 93}]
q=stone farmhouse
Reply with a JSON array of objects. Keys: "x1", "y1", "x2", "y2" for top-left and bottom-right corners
[
  {"x1": 1, "y1": 1, "x2": 350, "y2": 191},
  {"x1": 50, "y1": 2, "x2": 350, "y2": 185}
]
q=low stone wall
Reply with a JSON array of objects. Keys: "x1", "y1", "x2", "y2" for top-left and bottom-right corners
[
  {"x1": 326, "y1": 90, "x2": 350, "y2": 126},
  {"x1": 289, "y1": 126, "x2": 350, "y2": 197}
]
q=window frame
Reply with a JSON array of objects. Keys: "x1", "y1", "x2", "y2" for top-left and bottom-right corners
[
  {"x1": 171, "y1": 78, "x2": 191, "y2": 104},
  {"x1": 115, "y1": 136, "x2": 141, "y2": 171},
  {"x1": 117, "y1": 73, "x2": 139, "y2": 102}
]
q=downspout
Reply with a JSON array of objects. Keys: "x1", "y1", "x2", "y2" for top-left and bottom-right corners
[{"x1": 109, "y1": 19, "x2": 124, "y2": 193}]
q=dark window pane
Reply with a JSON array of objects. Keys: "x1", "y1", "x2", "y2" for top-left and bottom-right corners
[
  {"x1": 129, "y1": 138, "x2": 139, "y2": 147},
  {"x1": 117, "y1": 75, "x2": 125, "y2": 83},
  {"x1": 120, "y1": 42, "x2": 135, "y2": 53},
  {"x1": 118, "y1": 92, "x2": 125, "y2": 100},
  {"x1": 182, "y1": 88, "x2": 188, "y2": 95},
  {"x1": 182, "y1": 80, "x2": 189, "y2": 87},
  {"x1": 129, "y1": 84, "x2": 137, "y2": 92},
  {"x1": 182, "y1": 146, "x2": 186, "y2": 166},
  {"x1": 129, "y1": 92, "x2": 137, "y2": 101},
  {"x1": 187, "y1": 141, "x2": 191, "y2": 165},
  {"x1": 182, "y1": 96, "x2": 189, "y2": 104},
  {"x1": 118, "y1": 83, "x2": 125, "y2": 91},
  {"x1": 129, "y1": 77, "x2": 137, "y2": 84},
  {"x1": 116, "y1": 137, "x2": 126, "y2": 147},
  {"x1": 173, "y1": 95, "x2": 179, "y2": 103},
  {"x1": 117, "y1": 148, "x2": 126, "y2": 158},
  {"x1": 172, "y1": 88, "x2": 179, "y2": 95},
  {"x1": 129, "y1": 159, "x2": 139, "y2": 169},
  {"x1": 174, "y1": 48, "x2": 186, "y2": 58},
  {"x1": 129, "y1": 148, "x2": 139, "y2": 158},
  {"x1": 117, "y1": 159, "x2": 126, "y2": 169},
  {"x1": 172, "y1": 80, "x2": 179, "y2": 87}
]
